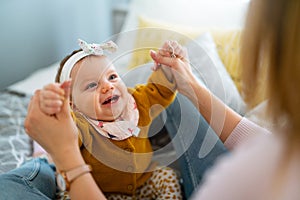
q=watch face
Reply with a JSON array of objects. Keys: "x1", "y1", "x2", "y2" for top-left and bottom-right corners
[{"x1": 57, "y1": 174, "x2": 67, "y2": 191}]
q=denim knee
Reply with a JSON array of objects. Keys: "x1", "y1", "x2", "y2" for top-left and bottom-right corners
[
  {"x1": 164, "y1": 94, "x2": 229, "y2": 198},
  {"x1": 0, "y1": 157, "x2": 56, "y2": 200}
]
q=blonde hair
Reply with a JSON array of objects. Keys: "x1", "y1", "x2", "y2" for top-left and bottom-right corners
[{"x1": 241, "y1": 0, "x2": 300, "y2": 146}]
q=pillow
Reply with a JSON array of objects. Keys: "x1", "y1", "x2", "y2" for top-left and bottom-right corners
[
  {"x1": 128, "y1": 16, "x2": 205, "y2": 69},
  {"x1": 121, "y1": 63, "x2": 153, "y2": 87},
  {"x1": 128, "y1": 16, "x2": 243, "y2": 90},
  {"x1": 210, "y1": 29, "x2": 267, "y2": 105},
  {"x1": 186, "y1": 32, "x2": 246, "y2": 114},
  {"x1": 122, "y1": 32, "x2": 246, "y2": 115},
  {"x1": 129, "y1": 16, "x2": 270, "y2": 107},
  {"x1": 8, "y1": 62, "x2": 59, "y2": 96},
  {"x1": 210, "y1": 30, "x2": 242, "y2": 91}
]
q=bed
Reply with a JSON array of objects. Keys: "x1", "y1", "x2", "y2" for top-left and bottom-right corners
[
  {"x1": 0, "y1": 91, "x2": 31, "y2": 173},
  {"x1": 1, "y1": 0, "x2": 270, "y2": 184}
]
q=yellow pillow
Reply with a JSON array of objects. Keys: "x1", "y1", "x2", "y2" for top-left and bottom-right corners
[
  {"x1": 128, "y1": 16, "x2": 205, "y2": 68},
  {"x1": 211, "y1": 30, "x2": 267, "y2": 105},
  {"x1": 129, "y1": 16, "x2": 268, "y2": 106},
  {"x1": 210, "y1": 30, "x2": 242, "y2": 91},
  {"x1": 129, "y1": 16, "x2": 242, "y2": 88}
]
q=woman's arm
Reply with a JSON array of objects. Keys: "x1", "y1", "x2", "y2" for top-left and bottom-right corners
[
  {"x1": 24, "y1": 89, "x2": 106, "y2": 200},
  {"x1": 186, "y1": 76, "x2": 242, "y2": 142},
  {"x1": 150, "y1": 49, "x2": 242, "y2": 142},
  {"x1": 53, "y1": 146, "x2": 105, "y2": 200}
]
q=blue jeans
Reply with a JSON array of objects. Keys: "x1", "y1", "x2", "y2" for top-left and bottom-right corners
[
  {"x1": 164, "y1": 94, "x2": 228, "y2": 199},
  {"x1": 0, "y1": 157, "x2": 57, "y2": 200}
]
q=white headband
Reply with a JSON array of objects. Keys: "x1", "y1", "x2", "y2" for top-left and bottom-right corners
[{"x1": 59, "y1": 39, "x2": 118, "y2": 83}]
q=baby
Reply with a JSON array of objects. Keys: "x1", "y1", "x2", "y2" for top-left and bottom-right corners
[{"x1": 38, "y1": 39, "x2": 182, "y2": 199}]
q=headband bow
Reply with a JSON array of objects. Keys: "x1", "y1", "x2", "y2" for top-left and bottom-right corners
[
  {"x1": 59, "y1": 39, "x2": 118, "y2": 83},
  {"x1": 78, "y1": 39, "x2": 118, "y2": 55}
]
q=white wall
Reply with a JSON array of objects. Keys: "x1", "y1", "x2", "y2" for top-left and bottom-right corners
[
  {"x1": 121, "y1": 0, "x2": 250, "y2": 31},
  {"x1": 0, "y1": 0, "x2": 114, "y2": 90}
]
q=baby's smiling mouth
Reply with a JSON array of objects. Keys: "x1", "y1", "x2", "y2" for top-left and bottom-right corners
[{"x1": 102, "y1": 95, "x2": 120, "y2": 105}]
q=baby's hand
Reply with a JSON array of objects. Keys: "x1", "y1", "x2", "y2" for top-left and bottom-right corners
[
  {"x1": 39, "y1": 82, "x2": 66, "y2": 115},
  {"x1": 161, "y1": 40, "x2": 188, "y2": 60},
  {"x1": 151, "y1": 40, "x2": 188, "y2": 82},
  {"x1": 150, "y1": 41, "x2": 194, "y2": 95},
  {"x1": 153, "y1": 40, "x2": 188, "y2": 69}
]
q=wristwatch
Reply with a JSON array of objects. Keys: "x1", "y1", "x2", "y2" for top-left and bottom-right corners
[{"x1": 56, "y1": 164, "x2": 92, "y2": 191}]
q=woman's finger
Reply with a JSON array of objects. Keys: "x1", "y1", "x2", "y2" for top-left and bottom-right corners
[{"x1": 25, "y1": 90, "x2": 43, "y2": 134}]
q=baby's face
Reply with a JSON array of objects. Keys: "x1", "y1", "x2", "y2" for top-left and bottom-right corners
[{"x1": 70, "y1": 55, "x2": 129, "y2": 121}]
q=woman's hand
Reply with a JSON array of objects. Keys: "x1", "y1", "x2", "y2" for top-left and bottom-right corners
[
  {"x1": 150, "y1": 41, "x2": 198, "y2": 98},
  {"x1": 24, "y1": 81, "x2": 81, "y2": 169},
  {"x1": 25, "y1": 82, "x2": 107, "y2": 200}
]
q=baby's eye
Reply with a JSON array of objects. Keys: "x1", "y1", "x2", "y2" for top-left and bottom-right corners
[
  {"x1": 85, "y1": 82, "x2": 98, "y2": 90},
  {"x1": 109, "y1": 74, "x2": 118, "y2": 80}
]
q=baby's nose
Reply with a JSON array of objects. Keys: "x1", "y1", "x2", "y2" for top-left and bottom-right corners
[{"x1": 101, "y1": 81, "x2": 114, "y2": 93}]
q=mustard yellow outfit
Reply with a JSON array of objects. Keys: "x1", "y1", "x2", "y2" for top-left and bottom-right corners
[{"x1": 73, "y1": 69, "x2": 176, "y2": 195}]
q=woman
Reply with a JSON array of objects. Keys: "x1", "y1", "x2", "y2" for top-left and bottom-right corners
[
  {"x1": 25, "y1": 0, "x2": 300, "y2": 199},
  {"x1": 151, "y1": 0, "x2": 300, "y2": 199}
]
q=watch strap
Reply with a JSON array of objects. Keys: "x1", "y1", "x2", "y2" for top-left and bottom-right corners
[
  {"x1": 65, "y1": 164, "x2": 92, "y2": 183},
  {"x1": 59, "y1": 164, "x2": 92, "y2": 191}
]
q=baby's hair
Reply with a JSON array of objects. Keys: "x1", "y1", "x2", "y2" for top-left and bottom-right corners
[{"x1": 55, "y1": 49, "x2": 82, "y2": 83}]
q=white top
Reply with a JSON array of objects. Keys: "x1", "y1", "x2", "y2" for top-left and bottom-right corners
[
  {"x1": 192, "y1": 117, "x2": 300, "y2": 200},
  {"x1": 224, "y1": 117, "x2": 271, "y2": 150}
]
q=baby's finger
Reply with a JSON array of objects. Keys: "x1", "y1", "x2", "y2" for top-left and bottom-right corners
[
  {"x1": 169, "y1": 41, "x2": 186, "y2": 59},
  {"x1": 40, "y1": 89, "x2": 65, "y2": 101},
  {"x1": 40, "y1": 99, "x2": 63, "y2": 115},
  {"x1": 159, "y1": 40, "x2": 174, "y2": 56},
  {"x1": 162, "y1": 41, "x2": 172, "y2": 51},
  {"x1": 39, "y1": 89, "x2": 64, "y2": 115},
  {"x1": 43, "y1": 83, "x2": 65, "y2": 97},
  {"x1": 158, "y1": 47, "x2": 171, "y2": 57},
  {"x1": 41, "y1": 98, "x2": 64, "y2": 108}
]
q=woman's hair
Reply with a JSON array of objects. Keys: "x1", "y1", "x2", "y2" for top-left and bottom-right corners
[
  {"x1": 55, "y1": 49, "x2": 82, "y2": 83},
  {"x1": 241, "y1": 0, "x2": 300, "y2": 145}
]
